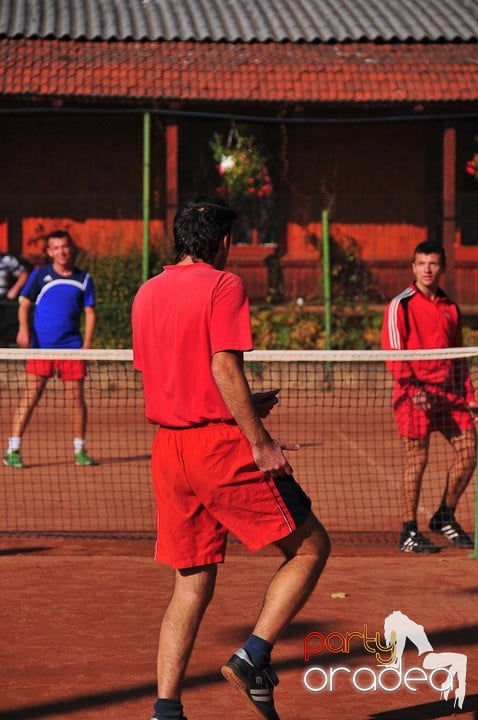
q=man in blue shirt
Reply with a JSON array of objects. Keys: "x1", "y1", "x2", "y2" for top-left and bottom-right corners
[{"x1": 3, "y1": 230, "x2": 97, "y2": 468}]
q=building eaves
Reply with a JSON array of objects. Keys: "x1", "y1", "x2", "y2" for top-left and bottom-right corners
[
  {"x1": 0, "y1": 0, "x2": 477, "y2": 42},
  {"x1": 1, "y1": 39, "x2": 477, "y2": 104}
]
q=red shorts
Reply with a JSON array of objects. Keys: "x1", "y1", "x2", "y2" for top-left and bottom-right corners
[
  {"x1": 394, "y1": 390, "x2": 475, "y2": 440},
  {"x1": 151, "y1": 422, "x2": 312, "y2": 569},
  {"x1": 26, "y1": 359, "x2": 87, "y2": 381}
]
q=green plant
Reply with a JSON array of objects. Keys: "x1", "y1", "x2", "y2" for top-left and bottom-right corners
[
  {"x1": 210, "y1": 132, "x2": 273, "y2": 199},
  {"x1": 250, "y1": 304, "x2": 383, "y2": 350},
  {"x1": 73, "y1": 228, "x2": 386, "y2": 350},
  {"x1": 465, "y1": 134, "x2": 478, "y2": 180},
  {"x1": 78, "y1": 250, "x2": 164, "y2": 348},
  {"x1": 465, "y1": 154, "x2": 478, "y2": 179},
  {"x1": 210, "y1": 129, "x2": 276, "y2": 245},
  {"x1": 462, "y1": 326, "x2": 478, "y2": 346}
]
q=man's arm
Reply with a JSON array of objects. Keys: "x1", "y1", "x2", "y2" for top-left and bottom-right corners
[
  {"x1": 82, "y1": 306, "x2": 96, "y2": 349},
  {"x1": 16, "y1": 297, "x2": 32, "y2": 348},
  {"x1": 6, "y1": 269, "x2": 29, "y2": 300},
  {"x1": 211, "y1": 350, "x2": 299, "y2": 477},
  {"x1": 382, "y1": 299, "x2": 418, "y2": 388}
]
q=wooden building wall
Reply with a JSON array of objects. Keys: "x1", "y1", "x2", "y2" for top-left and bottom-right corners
[
  {"x1": 0, "y1": 112, "x2": 477, "y2": 306},
  {"x1": 0, "y1": 113, "x2": 167, "y2": 262}
]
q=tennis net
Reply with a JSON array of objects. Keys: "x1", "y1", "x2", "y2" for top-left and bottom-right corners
[{"x1": 0, "y1": 347, "x2": 477, "y2": 546}]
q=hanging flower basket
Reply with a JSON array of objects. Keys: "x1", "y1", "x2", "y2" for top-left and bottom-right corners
[
  {"x1": 210, "y1": 129, "x2": 273, "y2": 200},
  {"x1": 465, "y1": 153, "x2": 478, "y2": 180}
]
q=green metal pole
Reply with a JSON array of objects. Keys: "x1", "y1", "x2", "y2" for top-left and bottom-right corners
[
  {"x1": 322, "y1": 208, "x2": 332, "y2": 350},
  {"x1": 142, "y1": 112, "x2": 151, "y2": 283}
]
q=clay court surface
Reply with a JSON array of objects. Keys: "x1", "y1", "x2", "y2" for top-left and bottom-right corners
[
  {"x1": 1, "y1": 357, "x2": 477, "y2": 718},
  {"x1": 1, "y1": 536, "x2": 477, "y2": 720}
]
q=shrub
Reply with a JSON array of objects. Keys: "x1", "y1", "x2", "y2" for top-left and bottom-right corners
[
  {"x1": 74, "y1": 251, "x2": 385, "y2": 350},
  {"x1": 250, "y1": 303, "x2": 383, "y2": 350},
  {"x1": 78, "y1": 250, "x2": 164, "y2": 348}
]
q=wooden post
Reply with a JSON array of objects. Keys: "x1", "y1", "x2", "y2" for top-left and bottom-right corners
[
  {"x1": 442, "y1": 125, "x2": 456, "y2": 299},
  {"x1": 166, "y1": 124, "x2": 179, "y2": 238}
]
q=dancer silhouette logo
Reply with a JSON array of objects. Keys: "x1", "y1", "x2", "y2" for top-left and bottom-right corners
[{"x1": 303, "y1": 611, "x2": 467, "y2": 709}]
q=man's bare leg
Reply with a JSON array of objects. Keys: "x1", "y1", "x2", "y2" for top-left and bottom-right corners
[
  {"x1": 64, "y1": 379, "x2": 87, "y2": 440},
  {"x1": 443, "y1": 429, "x2": 477, "y2": 508},
  {"x1": 252, "y1": 512, "x2": 330, "y2": 645},
  {"x1": 156, "y1": 564, "x2": 217, "y2": 700},
  {"x1": 221, "y1": 513, "x2": 330, "y2": 720},
  {"x1": 428, "y1": 429, "x2": 476, "y2": 548},
  {"x1": 401, "y1": 436, "x2": 429, "y2": 523},
  {"x1": 10, "y1": 373, "x2": 47, "y2": 438},
  {"x1": 398, "y1": 436, "x2": 441, "y2": 552}
]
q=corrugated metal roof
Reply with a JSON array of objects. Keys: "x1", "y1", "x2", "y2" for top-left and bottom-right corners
[{"x1": 0, "y1": 0, "x2": 477, "y2": 42}]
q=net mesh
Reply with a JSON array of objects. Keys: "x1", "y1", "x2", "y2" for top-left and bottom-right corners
[{"x1": 0, "y1": 348, "x2": 476, "y2": 544}]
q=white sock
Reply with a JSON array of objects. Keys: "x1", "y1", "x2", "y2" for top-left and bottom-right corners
[
  {"x1": 73, "y1": 438, "x2": 86, "y2": 454},
  {"x1": 7, "y1": 437, "x2": 21, "y2": 453}
]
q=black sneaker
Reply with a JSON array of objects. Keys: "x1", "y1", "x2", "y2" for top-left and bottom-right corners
[
  {"x1": 429, "y1": 514, "x2": 474, "y2": 549},
  {"x1": 399, "y1": 529, "x2": 441, "y2": 554},
  {"x1": 221, "y1": 648, "x2": 280, "y2": 720}
]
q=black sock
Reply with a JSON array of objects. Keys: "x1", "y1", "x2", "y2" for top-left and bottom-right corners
[
  {"x1": 243, "y1": 634, "x2": 273, "y2": 669},
  {"x1": 435, "y1": 504, "x2": 455, "y2": 523},
  {"x1": 153, "y1": 698, "x2": 184, "y2": 719},
  {"x1": 403, "y1": 520, "x2": 417, "y2": 533}
]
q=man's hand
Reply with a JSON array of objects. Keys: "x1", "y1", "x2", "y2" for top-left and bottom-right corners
[
  {"x1": 212, "y1": 352, "x2": 299, "y2": 477},
  {"x1": 468, "y1": 400, "x2": 478, "y2": 424},
  {"x1": 251, "y1": 435, "x2": 300, "y2": 478},
  {"x1": 16, "y1": 328, "x2": 30, "y2": 349},
  {"x1": 412, "y1": 390, "x2": 432, "y2": 411},
  {"x1": 252, "y1": 389, "x2": 280, "y2": 418}
]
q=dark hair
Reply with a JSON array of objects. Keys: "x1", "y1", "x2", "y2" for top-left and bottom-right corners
[
  {"x1": 46, "y1": 229, "x2": 74, "y2": 246},
  {"x1": 173, "y1": 197, "x2": 237, "y2": 264},
  {"x1": 413, "y1": 240, "x2": 446, "y2": 267}
]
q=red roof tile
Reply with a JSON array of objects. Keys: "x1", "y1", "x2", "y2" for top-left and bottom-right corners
[{"x1": 0, "y1": 38, "x2": 477, "y2": 104}]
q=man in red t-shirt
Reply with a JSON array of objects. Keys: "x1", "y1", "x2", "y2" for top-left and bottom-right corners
[
  {"x1": 382, "y1": 240, "x2": 477, "y2": 554},
  {"x1": 132, "y1": 197, "x2": 330, "y2": 720}
]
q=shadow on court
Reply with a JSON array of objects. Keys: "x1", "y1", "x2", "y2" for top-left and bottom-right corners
[
  {"x1": 2, "y1": 670, "x2": 477, "y2": 720},
  {"x1": 220, "y1": 621, "x2": 478, "y2": 662},
  {"x1": 0, "y1": 546, "x2": 52, "y2": 556},
  {"x1": 0, "y1": 683, "x2": 156, "y2": 720},
  {"x1": 369, "y1": 692, "x2": 478, "y2": 719}
]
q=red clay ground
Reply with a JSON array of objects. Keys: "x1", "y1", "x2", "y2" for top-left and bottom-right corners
[
  {"x1": 1, "y1": 537, "x2": 477, "y2": 720},
  {"x1": 1, "y1": 361, "x2": 477, "y2": 718}
]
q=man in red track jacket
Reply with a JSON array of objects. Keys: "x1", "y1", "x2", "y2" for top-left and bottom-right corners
[{"x1": 382, "y1": 240, "x2": 477, "y2": 554}]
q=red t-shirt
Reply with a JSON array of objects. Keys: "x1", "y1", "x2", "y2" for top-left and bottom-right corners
[
  {"x1": 381, "y1": 283, "x2": 475, "y2": 403},
  {"x1": 132, "y1": 263, "x2": 253, "y2": 427}
]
